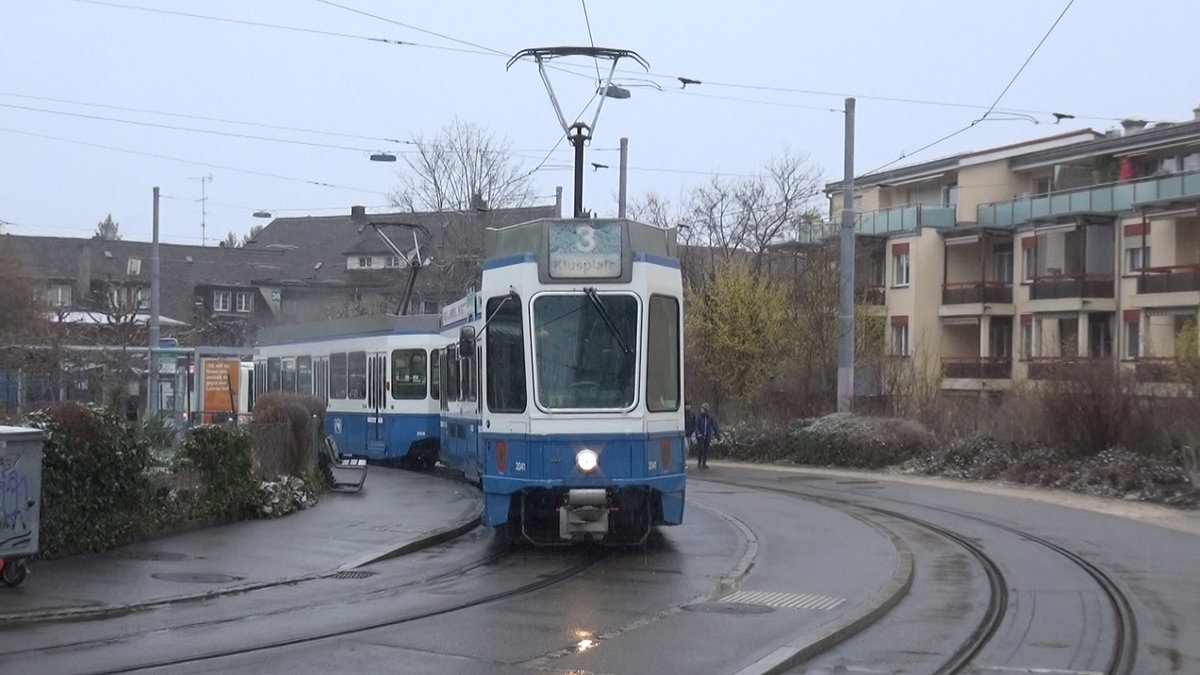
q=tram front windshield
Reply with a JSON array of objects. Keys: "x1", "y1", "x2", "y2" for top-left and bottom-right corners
[{"x1": 533, "y1": 293, "x2": 638, "y2": 410}]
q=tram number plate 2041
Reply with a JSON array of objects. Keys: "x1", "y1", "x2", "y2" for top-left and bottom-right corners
[{"x1": 548, "y1": 221, "x2": 622, "y2": 279}]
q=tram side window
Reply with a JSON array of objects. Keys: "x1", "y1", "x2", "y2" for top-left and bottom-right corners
[
  {"x1": 267, "y1": 357, "x2": 281, "y2": 392},
  {"x1": 445, "y1": 344, "x2": 461, "y2": 401},
  {"x1": 646, "y1": 295, "x2": 680, "y2": 412},
  {"x1": 391, "y1": 349, "x2": 428, "y2": 400},
  {"x1": 297, "y1": 356, "x2": 313, "y2": 395},
  {"x1": 347, "y1": 351, "x2": 367, "y2": 400},
  {"x1": 466, "y1": 347, "x2": 478, "y2": 402},
  {"x1": 281, "y1": 359, "x2": 296, "y2": 393},
  {"x1": 486, "y1": 294, "x2": 526, "y2": 413},
  {"x1": 430, "y1": 349, "x2": 441, "y2": 400},
  {"x1": 330, "y1": 352, "x2": 348, "y2": 399}
]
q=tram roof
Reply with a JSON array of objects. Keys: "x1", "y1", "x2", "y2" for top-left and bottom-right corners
[
  {"x1": 484, "y1": 218, "x2": 678, "y2": 262},
  {"x1": 255, "y1": 313, "x2": 442, "y2": 346}
]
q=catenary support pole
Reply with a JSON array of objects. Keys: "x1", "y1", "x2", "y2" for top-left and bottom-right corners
[
  {"x1": 836, "y1": 98, "x2": 856, "y2": 413},
  {"x1": 148, "y1": 186, "x2": 161, "y2": 416},
  {"x1": 618, "y1": 137, "x2": 629, "y2": 218}
]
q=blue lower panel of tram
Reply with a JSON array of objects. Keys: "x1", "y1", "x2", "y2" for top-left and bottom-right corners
[
  {"x1": 474, "y1": 431, "x2": 687, "y2": 528},
  {"x1": 326, "y1": 412, "x2": 439, "y2": 461}
]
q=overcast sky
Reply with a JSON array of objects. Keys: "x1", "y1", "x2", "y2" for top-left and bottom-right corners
[{"x1": 2, "y1": 0, "x2": 1198, "y2": 245}]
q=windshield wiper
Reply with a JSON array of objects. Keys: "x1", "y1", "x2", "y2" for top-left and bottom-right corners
[{"x1": 583, "y1": 287, "x2": 632, "y2": 355}]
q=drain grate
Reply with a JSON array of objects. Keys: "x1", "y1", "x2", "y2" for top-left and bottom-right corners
[
  {"x1": 151, "y1": 572, "x2": 242, "y2": 584},
  {"x1": 720, "y1": 590, "x2": 846, "y2": 611},
  {"x1": 835, "y1": 479, "x2": 877, "y2": 485},
  {"x1": 112, "y1": 550, "x2": 188, "y2": 562},
  {"x1": 682, "y1": 602, "x2": 775, "y2": 615},
  {"x1": 332, "y1": 570, "x2": 376, "y2": 580}
]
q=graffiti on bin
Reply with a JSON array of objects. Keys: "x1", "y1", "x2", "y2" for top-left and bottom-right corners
[{"x1": 0, "y1": 454, "x2": 34, "y2": 553}]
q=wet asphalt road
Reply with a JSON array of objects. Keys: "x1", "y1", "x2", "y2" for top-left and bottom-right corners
[{"x1": 2, "y1": 463, "x2": 1196, "y2": 674}]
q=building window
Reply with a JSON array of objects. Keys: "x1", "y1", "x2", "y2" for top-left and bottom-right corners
[
  {"x1": 213, "y1": 290, "x2": 232, "y2": 312},
  {"x1": 358, "y1": 256, "x2": 373, "y2": 269},
  {"x1": 1033, "y1": 177, "x2": 1052, "y2": 196},
  {"x1": 46, "y1": 284, "x2": 72, "y2": 308},
  {"x1": 992, "y1": 245, "x2": 1013, "y2": 284},
  {"x1": 1125, "y1": 319, "x2": 1140, "y2": 359},
  {"x1": 386, "y1": 255, "x2": 405, "y2": 268},
  {"x1": 133, "y1": 286, "x2": 148, "y2": 310},
  {"x1": 892, "y1": 252, "x2": 910, "y2": 286},
  {"x1": 235, "y1": 291, "x2": 254, "y2": 313},
  {"x1": 891, "y1": 322, "x2": 909, "y2": 356},
  {"x1": 127, "y1": 258, "x2": 142, "y2": 275},
  {"x1": 1022, "y1": 246, "x2": 1036, "y2": 281},
  {"x1": 1021, "y1": 321, "x2": 1034, "y2": 360},
  {"x1": 1126, "y1": 246, "x2": 1150, "y2": 274}
]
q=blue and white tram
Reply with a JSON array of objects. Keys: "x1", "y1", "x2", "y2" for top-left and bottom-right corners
[
  {"x1": 438, "y1": 217, "x2": 686, "y2": 545},
  {"x1": 253, "y1": 314, "x2": 443, "y2": 466}
]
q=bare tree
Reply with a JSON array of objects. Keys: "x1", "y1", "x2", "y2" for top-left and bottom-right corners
[
  {"x1": 389, "y1": 118, "x2": 535, "y2": 213},
  {"x1": 683, "y1": 150, "x2": 825, "y2": 281}
]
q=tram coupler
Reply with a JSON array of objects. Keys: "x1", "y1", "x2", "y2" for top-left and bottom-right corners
[{"x1": 559, "y1": 488, "x2": 610, "y2": 541}]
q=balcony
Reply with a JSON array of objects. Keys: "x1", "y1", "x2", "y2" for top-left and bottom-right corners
[
  {"x1": 801, "y1": 204, "x2": 957, "y2": 244},
  {"x1": 1133, "y1": 358, "x2": 1189, "y2": 383},
  {"x1": 942, "y1": 281, "x2": 1013, "y2": 305},
  {"x1": 943, "y1": 357, "x2": 1012, "y2": 379},
  {"x1": 1029, "y1": 274, "x2": 1114, "y2": 300},
  {"x1": 978, "y1": 170, "x2": 1200, "y2": 227},
  {"x1": 856, "y1": 285, "x2": 886, "y2": 305},
  {"x1": 1136, "y1": 265, "x2": 1200, "y2": 294},
  {"x1": 1027, "y1": 357, "x2": 1114, "y2": 380}
]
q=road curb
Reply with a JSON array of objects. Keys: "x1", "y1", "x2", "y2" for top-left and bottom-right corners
[
  {"x1": 0, "y1": 507, "x2": 483, "y2": 628},
  {"x1": 732, "y1": 513, "x2": 916, "y2": 675}
]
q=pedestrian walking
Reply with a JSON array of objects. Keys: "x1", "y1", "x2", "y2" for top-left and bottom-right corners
[
  {"x1": 695, "y1": 403, "x2": 719, "y2": 469},
  {"x1": 684, "y1": 401, "x2": 696, "y2": 465}
]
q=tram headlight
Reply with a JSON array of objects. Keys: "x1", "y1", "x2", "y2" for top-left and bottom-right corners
[{"x1": 575, "y1": 448, "x2": 599, "y2": 473}]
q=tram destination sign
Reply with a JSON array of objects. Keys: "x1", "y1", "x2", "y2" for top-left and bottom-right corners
[{"x1": 547, "y1": 221, "x2": 622, "y2": 279}]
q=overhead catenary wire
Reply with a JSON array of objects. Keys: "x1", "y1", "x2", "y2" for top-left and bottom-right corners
[{"x1": 862, "y1": 0, "x2": 1078, "y2": 176}]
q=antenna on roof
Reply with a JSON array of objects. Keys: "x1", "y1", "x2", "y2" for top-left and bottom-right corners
[{"x1": 191, "y1": 174, "x2": 213, "y2": 246}]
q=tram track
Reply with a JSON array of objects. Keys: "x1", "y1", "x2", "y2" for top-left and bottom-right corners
[
  {"x1": 75, "y1": 548, "x2": 609, "y2": 675},
  {"x1": 703, "y1": 473, "x2": 1137, "y2": 675}
]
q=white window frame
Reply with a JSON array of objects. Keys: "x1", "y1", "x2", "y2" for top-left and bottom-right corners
[
  {"x1": 992, "y1": 249, "x2": 1013, "y2": 284},
  {"x1": 892, "y1": 253, "x2": 910, "y2": 287},
  {"x1": 892, "y1": 323, "x2": 909, "y2": 357},
  {"x1": 1124, "y1": 319, "x2": 1140, "y2": 359},
  {"x1": 127, "y1": 258, "x2": 142, "y2": 275},
  {"x1": 213, "y1": 290, "x2": 232, "y2": 312},
  {"x1": 1021, "y1": 322, "x2": 1034, "y2": 360},
  {"x1": 1126, "y1": 246, "x2": 1150, "y2": 274},
  {"x1": 358, "y1": 256, "x2": 373, "y2": 269},
  {"x1": 235, "y1": 291, "x2": 254, "y2": 313},
  {"x1": 1022, "y1": 246, "x2": 1036, "y2": 281},
  {"x1": 47, "y1": 284, "x2": 72, "y2": 308}
]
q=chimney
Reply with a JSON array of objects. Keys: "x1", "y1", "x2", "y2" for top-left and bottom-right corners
[
  {"x1": 1194, "y1": 104, "x2": 1200, "y2": 121},
  {"x1": 470, "y1": 192, "x2": 488, "y2": 212},
  {"x1": 1120, "y1": 118, "x2": 1148, "y2": 135},
  {"x1": 76, "y1": 243, "x2": 92, "y2": 301}
]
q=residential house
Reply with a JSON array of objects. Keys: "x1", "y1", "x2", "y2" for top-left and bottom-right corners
[{"x1": 822, "y1": 105, "x2": 1200, "y2": 394}]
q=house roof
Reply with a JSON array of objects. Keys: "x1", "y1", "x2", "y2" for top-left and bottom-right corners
[
  {"x1": 244, "y1": 204, "x2": 560, "y2": 282},
  {"x1": 1009, "y1": 117, "x2": 1200, "y2": 170},
  {"x1": 4, "y1": 234, "x2": 293, "y2": 322}
]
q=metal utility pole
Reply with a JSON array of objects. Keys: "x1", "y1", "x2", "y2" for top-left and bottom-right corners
[
  {"x1": 836, "y1": 97, "x2": 856, "y2": 413},
  {"x1": 148, "y1": 186, "x2": 161, "y2": 415},
  {"x1": 618, "y1": 136, "x2": 629, "y2": 218}
]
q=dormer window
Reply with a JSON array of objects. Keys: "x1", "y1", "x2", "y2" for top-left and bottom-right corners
[
  {"x1": 213, "y1": 290, "x2": 232, "y2": 312},
  {"x1": 127, "y1": 258, "x2": 142, "y2": 275}
]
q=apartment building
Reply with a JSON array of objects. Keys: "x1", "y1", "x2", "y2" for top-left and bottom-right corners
[{"x1": 824, "y1": 106, "x2": 1200, "y2": 393}]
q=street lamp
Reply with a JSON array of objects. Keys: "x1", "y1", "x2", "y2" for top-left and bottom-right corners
[
  {"x1": 370, "y1": 152, "x2": 397, "y2": 162},
  {"x1": 253, "y1": 210, "x2": 272, "y2": 218}
]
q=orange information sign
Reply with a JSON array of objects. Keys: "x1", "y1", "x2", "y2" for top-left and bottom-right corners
[{"x1": 203, "y1": 359, "x2": 240, "y2": 415}]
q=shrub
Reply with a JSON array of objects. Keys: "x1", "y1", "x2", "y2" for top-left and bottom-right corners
[
  {"x1": 784, "y1": 412, "x2": 934, "y2": 468},
  {"x1": 251, "y1": 392, "x2": 325, "y2": 478},
  {"x1": 179, "y1": 425, "x2": 260, "y2": 520},
  {"x1": 257, "y1": 474, "x2": 320, "y2": 518},
  {"x1": 26, "y1": 401, "x2": 154, "y2": 558}
]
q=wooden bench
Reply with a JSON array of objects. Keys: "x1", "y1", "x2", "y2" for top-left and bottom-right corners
[{"x1": 321, "y1": 436, "x2": 367, "y2": 493}]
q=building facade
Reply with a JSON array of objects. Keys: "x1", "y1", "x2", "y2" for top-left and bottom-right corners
[{"x1": 824, "y1": 107, "x2": 1200, "y2": 394}]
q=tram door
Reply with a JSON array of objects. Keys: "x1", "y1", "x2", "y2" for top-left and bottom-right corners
[{"x1": 366, "y1": 352, "x2": 388, "y2": 457}]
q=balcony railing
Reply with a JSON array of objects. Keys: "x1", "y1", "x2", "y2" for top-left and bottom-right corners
[
  {"x1": 943, "y1": 357, "x2": 1012, "y2": 379},
  {"x1": 856, "y1": 285, "x2": 886, "y2": 305},
  {"x1": 1027, "y1": 357, "x2": 1114, "y2": 380},
  {"x1": 1133, "y1": 358, "x2": 1189, "y2": 383},
  {"x1": 977, "y1": 170, "x2": 1200, "y2": 227},
  {"x1": 942, "y1": 281, "x2": 1013, "y2": 304},
  {"x1": 1136, "y1": 264, "x2": 1200, "y2": 294},
  {"x1": 1029, "y1": 274, "x2": 1114, "y2": 300},
  {"x1": 803, "y1": 204, "x2": 958, "y2": 244}
]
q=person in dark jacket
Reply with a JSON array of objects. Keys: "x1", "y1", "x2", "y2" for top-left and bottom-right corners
[
  {"x1": 684, "y1": 401, "x2": 697, "y2": 467},
  {"x1": 695, "y1": 403, "x2": 719, "y2": 469}
]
